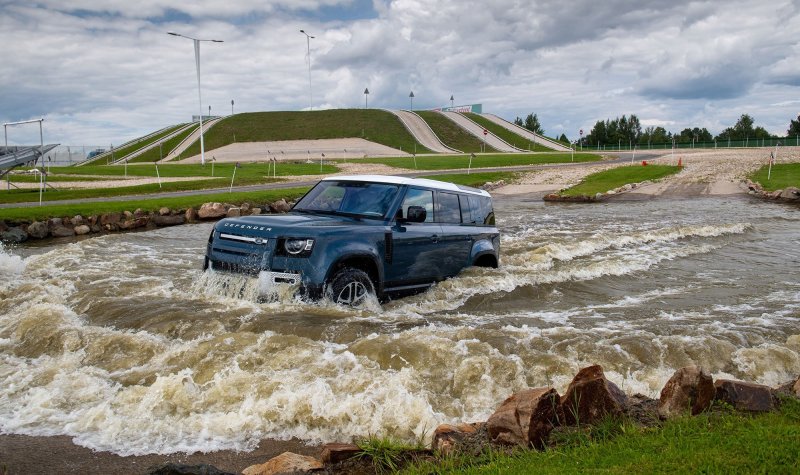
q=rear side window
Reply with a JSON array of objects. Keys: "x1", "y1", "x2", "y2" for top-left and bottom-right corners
[
  {"x1": 459, "y1": 196, "x2": 471, "y2": 224},
  {"x1": 467, "y1": 195, "x2": 495, "y2": 225},
  {"x1": 437, "y1": 192, "x2": 461, "y2": 223}
]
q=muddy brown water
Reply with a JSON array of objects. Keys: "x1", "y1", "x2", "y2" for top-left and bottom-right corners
[{"x1": 1, "y1": 196, "x2": 798, "y2": 456}]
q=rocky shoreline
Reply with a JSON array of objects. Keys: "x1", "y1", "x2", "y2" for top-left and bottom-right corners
[
  {"x1": 0, "y1": 198, "x2": 294, "y2": 243},
  {"x1": 136, "y1": 364, "x2": 799, "y2": 475}
]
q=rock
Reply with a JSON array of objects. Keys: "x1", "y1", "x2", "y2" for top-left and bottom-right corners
[
  {"x1": 242, "y1": 452, "x2": 322, "y2": 475},
  {"x1": 320, "y1": 442, "x2": 361, "y2": 464},
  {"x1": 595, "y1": 192, "x2": 603, "y2": 201},
  {"x1": 432, "y1": 423, "x2": 480, "y2": 455},
  {"x1": 89, "y1": 215, "x2": 99, "y2": 226},
  {"x1": 146, "y1": 463, "x2": 235, "y2": 475},
  {"x1": 560, "y1": 365, "x2": 627, "y2": 426},
  {"x1": 543, "y1": 193, "x2": 562, "y2": 201},
  {"x1": 27, "y1": 221, "x2": 49, "y2": 239},
  {"x1": 123, "y1": 210, "x2": 134, "y2": 220},
  {"x1": 251, "y1": 207, "x2": 262, "y2": 215},
  {"x1": 159, "y1": 206, "x2": 171, "y2": 216},
  {"x1": 0, "y1": 220, "x2": 7, "y2": 233},
  {"x1": 100, "y1": 212, "x2": 122, "y2": 226},
  {"x1": 658, "y1": 366, "x2": 715, "y2": 417},
  {"x1": 780, "y1": 186, "x2": 800, "y2": 200},
  {"x1": 714, "y1": 379, "x2": 776, "y2": 412},
  {"x1": 795, "y1": 378, "x2": 800, "y2": 398},
  {"x1": 70, "y1": 215, "x2": 84, "y2": 226},
  {"x1": 185, "y1": 207, "x2": 198, "y2": 222},
  {"x1": 152, "y1": 215, "x2": 185, "y2": 226},
  {"x1": 270, "y1": 199, "x2": 291, "y2": 213},
  {"x1": 771, "y1": 190, "x2": 783, "y2": 199},
  {"x1": 241, "y1": 202, "x2": 251, "y2": 213},
  {"x1": 91, "y1": 224, "x2": 102, "y2": 233},
  {"x1": 198, "y1": 202, "x2": 227, "y2": 219},
  {"x1": 51, "y1": 225, "x2": 75, "y2": 237},
  {"x1": 226, "y1": 207, "x2": 241, "y2": 218},
  {"x1": 134, "y1": 208, "x2": 148, "y2": 218},
  {"x1": 1, "y1": 227, "x2": 27, "y2": 243},
  {"x1": 487, "y1": 387, "x2": 561, "y2": 448},
  {"x1": 74, "y1": 225, "x2": 91, "y2": 235}
]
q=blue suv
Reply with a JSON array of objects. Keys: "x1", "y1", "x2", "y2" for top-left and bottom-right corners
[{"x1": 204, "y1": 175, "x2": 500, "y2": 305}]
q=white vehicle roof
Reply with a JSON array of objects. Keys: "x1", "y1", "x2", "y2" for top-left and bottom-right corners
[{"x1": 322, "y1": 175, "x2": 491, "y2": 197}]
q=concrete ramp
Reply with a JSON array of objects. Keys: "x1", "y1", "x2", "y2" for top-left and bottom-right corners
[
  {"x1": 161, "y1": 117, "x2": 224, "y2": 162},
  {"x1": 437, "y1": 111, "x2": 521, "y2": 153},
  {"x1": 388, "y1": 110, "x2": 461, "y2": 154},
  {"x1": 481, "y1": 113, "x2": 572, "y2": 152}
]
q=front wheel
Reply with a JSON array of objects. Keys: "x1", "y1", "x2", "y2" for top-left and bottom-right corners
[{"x1": 326, "y1": 268, "x2": 375, "y2": 306}]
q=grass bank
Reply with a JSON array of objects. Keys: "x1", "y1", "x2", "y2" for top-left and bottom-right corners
[
  {"x1": 463, "y1": 113, "x2": 554, "y2": 152},
  {"x1": 92, "y1": 124, "x2": 187, "y2": 164},
  {"x1": 424, "y1": 171, "x2": 519, "y2": 188},
  {"x1": 414, "y1": 111, "x2": 498, "y2": 153},
  {"x1": 362, "y1": 153, "x2": 600, "y2": 171},
  {"x1": 749, "y1": 163, "x2": 800, "y2": 191},
  {"x1": 562, "y1": 165, "x2": 680, "y2": 196},
  {"x1": 130, "y1": 124, "x2": 199, "y2": 163},
  {"x1": 406, "y1": 399, "x2": 800, "y2": 474},
  {"x1": 178, "y1": 110, "x2": 432, "y2": 159}
]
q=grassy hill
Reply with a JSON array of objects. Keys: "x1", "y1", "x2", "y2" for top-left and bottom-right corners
[
  {"x1": 464, "y1": 113, "x2": 555, "y2": 151},
  {"x1": 414, "y1": 111, "x2": 499, "y2": 153},
  {"x1": 177, "y1": 110, "x2": 433, "y2": 159},
  {"x1": 129, "y1": 124, "x2": 200, "y2": 163}
]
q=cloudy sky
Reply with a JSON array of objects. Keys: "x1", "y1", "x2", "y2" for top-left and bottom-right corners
[{"x1": 2, "y1": 0, "x2": 800, "y2": 146}]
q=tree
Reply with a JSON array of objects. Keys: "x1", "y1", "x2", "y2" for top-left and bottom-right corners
[
  {"x1": 788, "y1": 114, "x2": 800, "y2": 136},
  {"x1": 676, "y1": 127, "x2": 712, "y2": 144},
  {"x1": 523, "y1": 113, "x2": 544, "y2": 135},
  {"x1": 513, "y1": 117, "x2": 524, "y2": 127},
  {"x1": 558, "y1": 133, "x2": 569, "y2": 144}
]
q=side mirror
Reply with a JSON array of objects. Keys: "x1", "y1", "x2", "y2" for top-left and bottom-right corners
[{"x1": 406, "y1": 206, "x2": 427, "y2": 223}]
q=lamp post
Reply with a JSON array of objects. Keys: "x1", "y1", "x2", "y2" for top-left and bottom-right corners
[
  {"x1": 409, "y1": 91, "x2": 414, "y2": 110},
  {"x1": 364, "y1": 88, "x2": 369, "y2": 109},
  {"x1": 208, "y1": 105, "x2": 211, "y2": 118},
  {"x1": 450, "y1": 95, "x2": 454, "y2": 109},
  {"x1": 300, "y1": 29, "x2": 315, "y2": 110},
  {"x1": 231, "y1": 99, "x2": 234, "y2": 115},
  {"x1": 167, "y1": 31, "x2": 223, "y2": 166}
]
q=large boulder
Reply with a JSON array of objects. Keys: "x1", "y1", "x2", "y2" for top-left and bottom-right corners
[
  {"x1": 487, "y1": 387, "x2": 561, "y2": 448},
  {"x1": 432, "y1": 423, "x2": 482, "y2": 455},
  {"x1": 185, "y1": 207, "x2": 198, "y2": 223},
  {"x1": 74, "y1": 225, "x2": 91, "y2": 235},
  {"x1": 560, "y1": 365, "x2": 627, "y2": 425},
  {"x1": 780, "y1": 187, "x2": 800, "y2": 200},
  {"x1": 70, "y1": 215, "x2": 84, "y2": 226},
  {"x1": 1, "y1": 226, "x2": 27, "y2": 243},
  {"x1": 198, "y1": 202, "x2": 227, "y2": 219},
  {"x1": 51, "y1": 225, "x2": 75, "y2": 238},
  {"x1": 320, "y1": 442, "x2": 361, "y2": 464},
  {"x1": 159, "y1": 206, "x2": 171, "y2": 216},
  {"x1": 714, "y1": 379, "x2": 777, "y2": 412},
  {"x1": 100, "y1": 212, "x2": 122, "y2": 226},
  {"x1": 0, "y1": 220, "x2": 7, "y2": 233},
  {"x1": 27, "y1": 221, "x2": 49, "y2": 239},
  {"x1": 226, "y1": 207, "x2": 241, "y2": 218},
  {"x1": 269, "y1": 199, "x2": 291, "y2": 213},
  {"x1": 242, "y1": 452, "x2": 322, "y2": 475},
  {"x1": 250, "y1": 207, "x2": 262, "y2": 216},
  {"x1": 146, "y1": 463, "x2": 234, "y2": 475},
  {"x1": 152, "y1": 214, "x2": 185, "y2": 227},
  {"x1": 658, "y1": 366, "x2": 715, "y2": 417}
]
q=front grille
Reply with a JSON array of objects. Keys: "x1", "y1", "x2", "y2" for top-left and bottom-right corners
[{"x1": 209, "y1": 260, "x2": 261, "y2": 276}]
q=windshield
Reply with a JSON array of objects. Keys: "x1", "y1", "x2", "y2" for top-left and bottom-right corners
[{"x1": 294, "y1": 180, "x2": 401, "y2": 218}]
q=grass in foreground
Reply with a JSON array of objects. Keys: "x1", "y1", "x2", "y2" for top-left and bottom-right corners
[
  {"x1": 562, "y1": 164, "x2": 680, "y2": 196},
  {"x1": 414, "y1": 111, "x2": 498, "y2": 153},
  {"x1": 178, "y1": 110, "x2": 433, "y2": 158},
  {"x1": 463, "y1": 113, "x2": 555, "y2": 152},
  {"x1": 406, "y1": 399, "x2": 800, "y2": 474},
  {"x1": 749, "y1": 163, "x2": 800, "y2": 192},
  {"x1": 361, "y1": 153, "x2": 599, "y2": 171},
  {"x1": 0, "y1": 188, "x2": 310, "y2": 222}
]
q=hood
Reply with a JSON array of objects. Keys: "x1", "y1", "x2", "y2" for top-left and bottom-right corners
[{"x1": 213, "y1": 212, "x2": 370, "y2": 235}]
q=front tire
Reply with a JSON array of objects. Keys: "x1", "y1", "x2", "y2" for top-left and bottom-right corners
[{"x1": 327, "y1": 268, "x2": 375, "y2": 306}]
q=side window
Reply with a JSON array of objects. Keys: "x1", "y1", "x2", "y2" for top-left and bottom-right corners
[
  {"x1": 468, "y1": 195, "x2": 495, "y2": 225},
  {"x1": 437, "y1": 192, "x2": 461, "y2": 224},
  {"x1": 399, "y1": 188, "x2": 434, "y2": 222},
  {"x1": 460, "y1": 195, "x2": 472, "y2": 224},
  {"x1": 481, "y1": 196, "x2": 495, "y2": 225}
]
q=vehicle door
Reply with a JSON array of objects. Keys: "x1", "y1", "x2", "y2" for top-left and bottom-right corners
[
  {"x1": 436, "y1": 191, "x2": 473, "y2": 277},
  {"x1": 385, "y1": 187, "x2": 443, "y2": 287}
]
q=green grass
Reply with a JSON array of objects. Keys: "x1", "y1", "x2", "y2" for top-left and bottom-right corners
[
  {"x1": 424, "y1": 172, "x2": 519, "y2": 188},
  {"x1": 360, "y1": 153, "x2": 600, "y2": 171},
  {"x1": 0, "y1": 188, "x2": 310, "y2": 222},
  {"x1": 562, "y1": 165, "x2": 681, "y2": 196},
  {"x1": 406, "y1": 399, "x2": 800, "y2": 474},
  {"x1": 177, "y1": 110, "x2": 433, "y2": 159},
  {"x1": 415, "y1": 111, "x2": 498, "y2": 153},
  {"x1": 90, "y1": 124, "x2": 187, "y2": 164},
  {"x1": 2, "y1": 174, "x2": 124, "y2": 183},
  {"x1": 0, "y1": 162, "x2": 336, "y2": 204},
  {"x1": 463, "y1": 113, "x2": 555, "y2": 152},
  {"x1": 128, "y1": 124, "x2": 199, "y2": 163},
  {"x1": 749, "y1": 163, "x2": 800, "y2": 192}
]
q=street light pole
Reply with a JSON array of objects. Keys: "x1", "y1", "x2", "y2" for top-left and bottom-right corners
[
  {"x1": 231, "y1": 99, "x2": 234, "y2": 115},
  {"x1": 168, "y1": 31, "x2": 223, "y2": 166},
  {"x1": 450, "y1": 95, "x2": 454, "y2": 109},
  {"x1": 364, "y1": 88, "x2": 369, "y2": 109},
  {"x1": 300, "y1": 30, "x2": 315, "y2": 110},
  {"x1": 409, "y1": 91, "x2": 414, "y2": 110}
]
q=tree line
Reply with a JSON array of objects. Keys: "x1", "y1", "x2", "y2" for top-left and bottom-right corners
[{"x1": 580, "y1": 113, "x2": 800, "y2": 147}]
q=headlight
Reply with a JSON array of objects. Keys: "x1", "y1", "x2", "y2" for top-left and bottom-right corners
[{"x1": 285, "y1": 238, "x2": 314, "y2": 255}]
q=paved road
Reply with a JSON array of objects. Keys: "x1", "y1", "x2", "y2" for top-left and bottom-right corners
[
  {"x1": 389, "y1": 110, "x2": 460, "y2": 154},
  {"x1": 481, "y1": 113, "x2": 572, "y2": 152},
  {"x1": 0, "y1": 154, "x2": 657, "y2": 209},
  {"x1": 438, "y1": 111, "x2": 522, "y2": 152}
]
